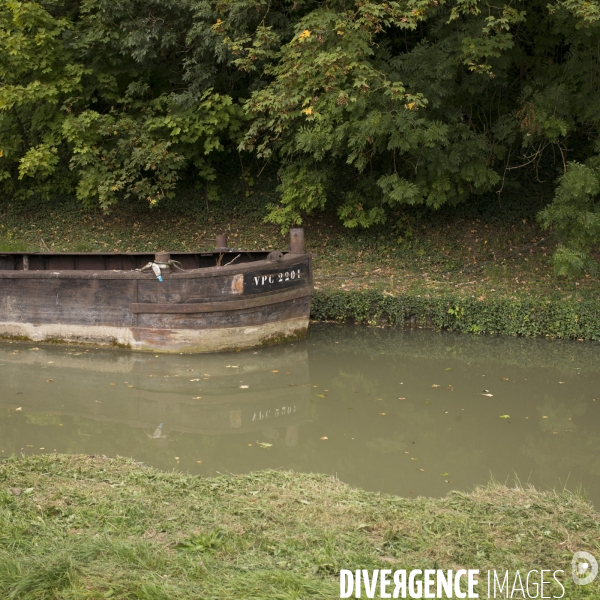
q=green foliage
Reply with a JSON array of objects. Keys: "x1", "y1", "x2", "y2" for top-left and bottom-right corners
[
  {"x1": 3, "y1": 0, "x2": 600, "y2": 271},
  {"x1": 0, "y1": 0, "x2": 245, "y2": 209},
  {"x1": 311, "y1": 289, "x2": 600, "y2": 340},
  {"x1": 539, "y1": 160, "x2": 600, "y2": 276}
]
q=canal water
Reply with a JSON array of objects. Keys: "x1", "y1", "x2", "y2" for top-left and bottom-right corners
[{"x1": 1, "y1": 324, "x2": 599, "y2": 505}]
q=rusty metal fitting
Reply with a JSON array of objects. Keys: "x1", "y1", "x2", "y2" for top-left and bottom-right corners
[
  {"x1": 215, "y1": 234, "x2": 228, "y2": 250},
  {"x1": 267, "y1": 251, "x2": 285, "y2": 262},
  {"x1": 155, "y1": 252, "x2": 170, "y2": 264},
  {"x1": 289, "y1": 228, "x2": 305, "y2": 253}
]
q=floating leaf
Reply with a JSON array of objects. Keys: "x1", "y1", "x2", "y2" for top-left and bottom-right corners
[
  {"x1": 239, "y1": 385, "x2": 249, "y2": 389},
  {"x1": 379, "y1": 412, "x2": 386, "y2": 416},
  {"x1": 500, "y1": 415, "x2": 510, "y2": 419},
  {"x1": 317, "y1": 394, "x2": 327, "y2": 398},
  {"x1": 441, "y1": 472, "x2": 449, "y2": 477},
  {"x1": 15, "y1": 407, "x2": 22, "y2": 412},
  {"x1": 320, "y1": 436, "x2": 328, "y2": 440},
  {"x1": 271, "y1": 370, "x2": 279, "y2": 373},
  {"x1": 431, "y1": 384, "x2": 440, "y2": 388},
  {"x1": 481, "y1": 393, "x2": 493, "y2": 397},
  {"x1": 257, "y1": 441, "x2": 272, "y2": 448}
]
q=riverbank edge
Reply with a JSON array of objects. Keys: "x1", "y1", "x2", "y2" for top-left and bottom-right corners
[
  {"x1": 311, "y1": 289, "x2": 600, "y2": 340},
  {"x1": 0, "y1": 454, "x2": 598, "y2": 598}
]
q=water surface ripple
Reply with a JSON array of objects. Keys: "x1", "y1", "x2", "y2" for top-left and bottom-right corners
[{"x1": 1, "y1": 324, "x2": 599, "y2": 504}]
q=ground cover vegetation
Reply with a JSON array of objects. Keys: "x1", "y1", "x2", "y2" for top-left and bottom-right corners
[
  {"x1": 2, "y1": 0, "x2": 600, "y2": 278},
  {"x1": 0, "y1": 454, "x2": 598, "y2": 598}
]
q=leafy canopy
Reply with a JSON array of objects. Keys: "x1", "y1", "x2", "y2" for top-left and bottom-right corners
[{"x1": 2, "y1": 0, "x2": 600, "y2": 274}]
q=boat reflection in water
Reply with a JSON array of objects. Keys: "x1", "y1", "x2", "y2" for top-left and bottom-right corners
[
  {"x1": 0, "y1": 342, "x2": 310, "y2": 462},
  {"x1": 4, "y1": 326, "x2": 600, "y2": 505}
]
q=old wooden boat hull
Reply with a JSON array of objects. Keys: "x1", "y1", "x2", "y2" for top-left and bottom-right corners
[{"x1": 0, "y1": 247, "x2": 313, "y2": 353}]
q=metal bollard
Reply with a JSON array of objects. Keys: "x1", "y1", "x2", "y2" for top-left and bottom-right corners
[
  {"x1": 289, "y1": 228, "x2": 305, "y2": 253},
  {"x1": 155, "y1": 251, "x2": 170, "y2": 264},
  {"x1": 215, "y1": 234, "x2": 228, "y2": 250}
]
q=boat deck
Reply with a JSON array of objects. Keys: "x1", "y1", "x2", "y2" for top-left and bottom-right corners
[{"x1": 0, "y1": 251, "x2": 272, "y2": 272}]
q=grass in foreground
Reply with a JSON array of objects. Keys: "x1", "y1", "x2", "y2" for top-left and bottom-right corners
[{"x1": 0, "y1": 455, "x2": 599, "y2": 599}]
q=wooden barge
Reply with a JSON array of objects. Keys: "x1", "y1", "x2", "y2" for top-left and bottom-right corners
[{"x1": 0, "y1": 229, "x2": 313, "y2": 353}]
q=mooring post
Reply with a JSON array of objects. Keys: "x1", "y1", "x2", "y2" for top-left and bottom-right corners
[
  {"x1": 215, "y1": 234, "x2": 228, "y2": 250},
  {"x1": 155, "y1": 252, "x2": 170, "y2": 264},
  {"x1": 289, "y1": 228, "x2": 305, "y2": 253}
]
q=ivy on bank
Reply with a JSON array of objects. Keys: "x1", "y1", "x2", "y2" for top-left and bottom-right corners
[{"x1": 311, "y1": 290, "x2": 600, "y2": 341}]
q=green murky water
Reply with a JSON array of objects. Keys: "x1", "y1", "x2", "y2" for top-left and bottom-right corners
[{"x1": 1, "y1": 324, "x2": 599, "y2": 504}]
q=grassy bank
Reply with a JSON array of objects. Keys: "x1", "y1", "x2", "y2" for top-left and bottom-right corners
[
  {"x1": 0, "y1": 455, "x2": 599, "y2": 599},
  {"x1": 1, "y1": 183, "x2": 600, "y2": 339},
  {"x1": 312, "y1": 289, "x2": 600, "y2": 339}
]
